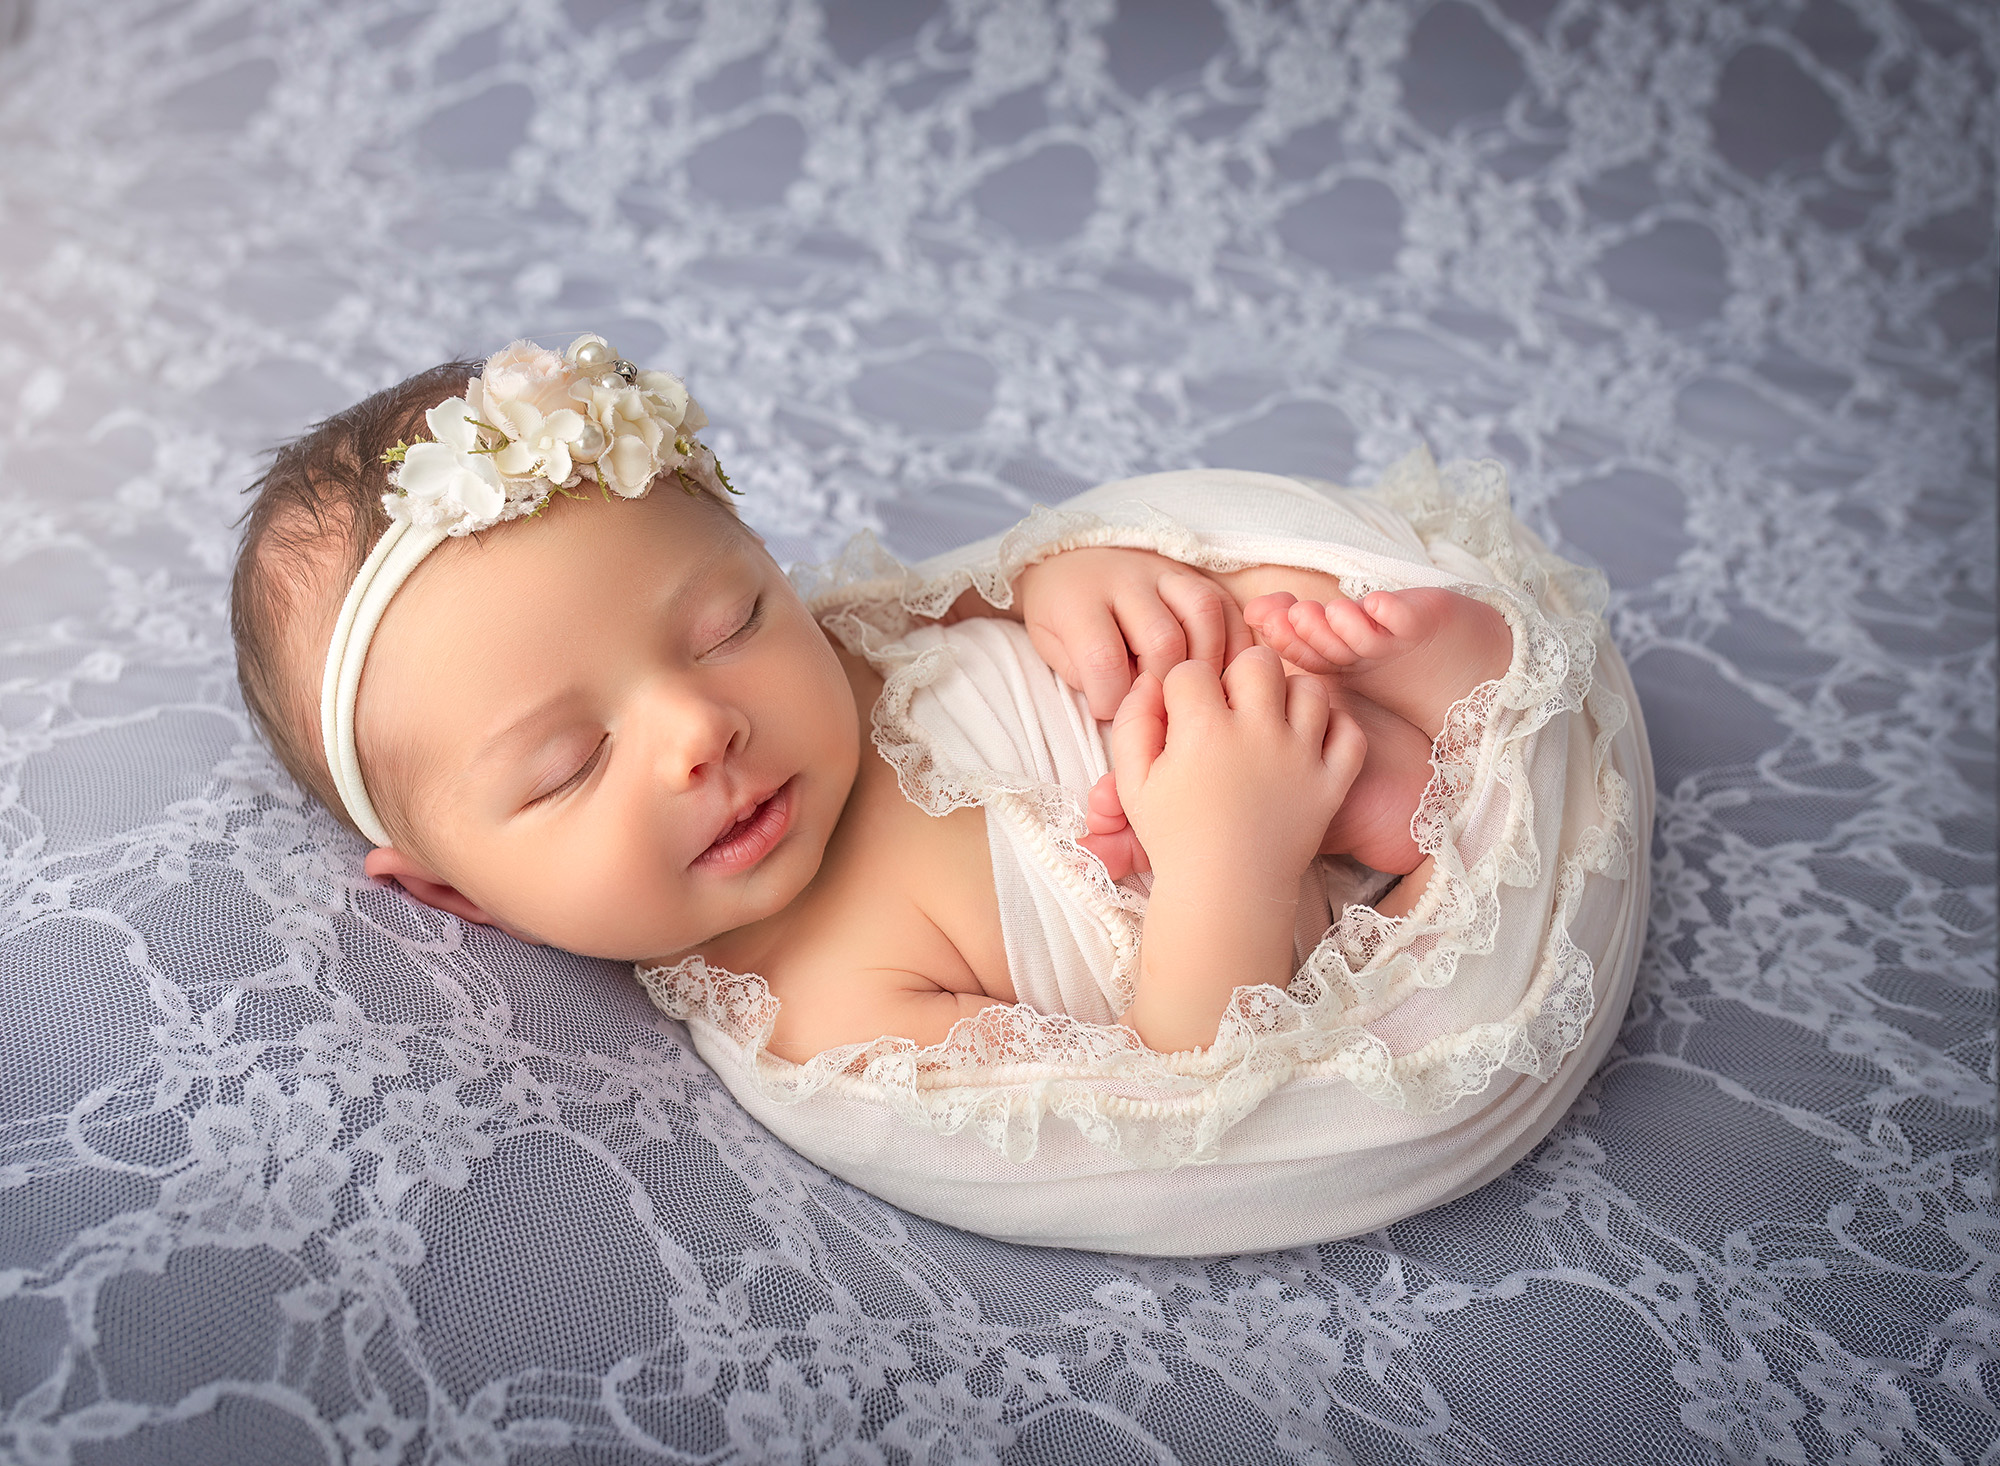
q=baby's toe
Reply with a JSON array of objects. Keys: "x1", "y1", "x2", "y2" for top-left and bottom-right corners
[
  {"x1": 1084, "y1": 772, "x2": 1127, "y2": 834},
  {"x1": 1358, "y1": 588, "x2": 1434, "y2": 641},
  {"x1": 1288, "y1": 599, "x2": 1360, "y2": 665},
  {"x1": 1320, "y1": 595, "x2": 1398, "y2": 657},
  {"x1": 1080, "y1": 828, "x2": 1145, "y2": 882},
  {"x1": 1243, "y1": 591, "x2": 1298, "y2": 622}
]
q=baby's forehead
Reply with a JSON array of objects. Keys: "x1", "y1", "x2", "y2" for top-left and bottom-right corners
[{"x1": 376, "y1": 495, "x2": 756, "y2": 682}]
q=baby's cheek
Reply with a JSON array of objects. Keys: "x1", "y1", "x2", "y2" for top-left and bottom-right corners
[{"x1": 480, "y1": 841, "x2": 645, "y2": 960}]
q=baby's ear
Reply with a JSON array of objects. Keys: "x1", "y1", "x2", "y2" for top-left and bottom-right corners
[{"x1": 362, "y1": 847, "x2": 542, "y2": 943}]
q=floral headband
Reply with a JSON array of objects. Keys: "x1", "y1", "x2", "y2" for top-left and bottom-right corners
[{"x1": 319, "y1": 333, "x2": 729, "y2": 846}]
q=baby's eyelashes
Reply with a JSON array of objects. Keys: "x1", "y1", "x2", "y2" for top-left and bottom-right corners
[
  {"x1": 527, "y1": 735, "x2": 607, "y2": 808},
  {"x1": 701, "y1": 594, "x2": 764, "y2": 657}
]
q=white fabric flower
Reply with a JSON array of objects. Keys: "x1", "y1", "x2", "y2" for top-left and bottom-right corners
[
  {"x1": 487, "y1": 401, "x2": 588, "y2": 484},
  {"x1": 603, "y1": 431, "x2": 658, "y2": 496},
  {"x1": 389, "y1": 397, "x2": 505, "y2": 532},
  {"x1": 587, "y1": 382, "x2": 659, "y2": 446},
  {"x1": 582, "y1": 379, "x2": 683, "y2": 495},
  {"x1": 477, "y1": 339, "x2": 575, "y2": 419},
  {"x1": 635, "y1": 370, "x2": 690, "y2": 430},
  {"x1": 426, "y1": 395, "x2": 483, "y2": 453}
]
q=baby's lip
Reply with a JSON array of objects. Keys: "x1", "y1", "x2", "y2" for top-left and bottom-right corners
[{"x1": 696, "y1": 776, "x2": 788, "y2": 856}]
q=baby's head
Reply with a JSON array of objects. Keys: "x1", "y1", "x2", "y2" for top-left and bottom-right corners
[{"x1": 231, "y1": 337, "x2": 860, "y2": 964}]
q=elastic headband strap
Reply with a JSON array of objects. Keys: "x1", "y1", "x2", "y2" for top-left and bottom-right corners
[{"x1": 319, "y1": 519, "x2": 447, "y2": 846}]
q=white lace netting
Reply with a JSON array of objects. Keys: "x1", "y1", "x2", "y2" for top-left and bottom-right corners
[
  {"x1": 0, "y1": 1, "x2": 1992, "y2": 1462},
  {"x1": 637, "y1": 450, "x2": 1636, "y2": 1166}
]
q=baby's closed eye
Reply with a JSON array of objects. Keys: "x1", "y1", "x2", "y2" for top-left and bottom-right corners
[
  {"x1": 698, "y1": 593, "x2": 763, "y2": 657},
  {"x1": 528, "y1": 736, "x2": 607, "y2": 806}
]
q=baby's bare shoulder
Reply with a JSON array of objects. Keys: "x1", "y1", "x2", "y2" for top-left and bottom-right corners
[{"x1": 759, "y1": 755, "x2": 1013, "y2": 1063}]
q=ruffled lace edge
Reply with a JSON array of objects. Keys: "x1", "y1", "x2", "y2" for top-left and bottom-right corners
[{"x1": 635, "y1": 449, "x2": 1638, "y2": 1168}]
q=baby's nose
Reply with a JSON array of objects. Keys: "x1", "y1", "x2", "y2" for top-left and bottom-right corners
[{"x1": 659, "y1": 701, "x2": 744, "y2": 788}]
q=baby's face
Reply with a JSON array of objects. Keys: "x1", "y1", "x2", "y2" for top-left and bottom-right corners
[{"x1": 355, "y1": 487, "x2": 861, "y2": 962}]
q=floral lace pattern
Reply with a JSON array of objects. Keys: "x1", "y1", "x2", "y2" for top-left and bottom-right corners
[{"x1": 0, "y1": 1, "x2": 1991, "y2": 1462}]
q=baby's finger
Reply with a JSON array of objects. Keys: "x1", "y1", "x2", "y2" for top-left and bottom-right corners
[
  {"x1": 1224, "y1": 592, "x2": 1256, "y2": 667},
  {"x1": 1108, "y1": 671, "x2": 1168, "y2": 791},
  {"x1": 1024, "y1": 619, "x2": 1078, "y2": 693},
  {"x1": 1157, "y1": 570, "x2": 1242, "y2": 674},
  {"x1": 1158, "y1": 655, "x2": 1227, "y2": 722},
  {"x1": 1284, "y1": 672, "x2": 1331, "y2": 746},
  {"x1": 1114, "y1": 588, "x2": 1189, "y2": 686},
  {"x1": 1219, "y1": 644, "x2": 1287, "y2": 718},
  {"x1": 1058, "y1": 603, "x2": 1137, "y2": 720}
]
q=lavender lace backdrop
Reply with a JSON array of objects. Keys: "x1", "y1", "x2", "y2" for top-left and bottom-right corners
[{"x1": 0, "y1": 1, "x2": 1991, "y2": 1462}]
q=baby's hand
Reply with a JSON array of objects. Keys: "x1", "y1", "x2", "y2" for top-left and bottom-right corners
[
  {"x1": 1016, "y1": 548, "x2": 1254, "y2": 720},
  {"x1": 1107, "y1": 646, "x2": 1366, "y2": 889}
]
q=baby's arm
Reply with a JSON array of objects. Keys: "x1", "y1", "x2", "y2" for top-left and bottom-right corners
[{"x1": 1110, "y1": 647, "x2": 1366, "y2": 1052}]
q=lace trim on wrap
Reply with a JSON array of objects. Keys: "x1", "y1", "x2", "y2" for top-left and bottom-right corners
[
  {"x1": 1283, "y1": 454, "x2": 1634, "y2": 1112},
  {"x1": 637, "y1": 451, "x2": 1637, "y2": 1167}
]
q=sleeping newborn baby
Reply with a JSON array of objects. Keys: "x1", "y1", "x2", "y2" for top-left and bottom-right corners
[
  {"x1": 234, "y1": 335, "x2": 1506, "y2": 1057},
  {"x1": 234, "y1": 334, "x2": 1647, "y2": 1251}
]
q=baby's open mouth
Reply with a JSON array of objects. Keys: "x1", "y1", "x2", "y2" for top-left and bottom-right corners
[{"x1": 694, "y1": 779, "x2": 795, "y2": 872}]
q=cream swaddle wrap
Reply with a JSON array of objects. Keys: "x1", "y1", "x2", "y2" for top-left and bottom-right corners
[{"x1": 639, "y1": 450, "x2": 1653, "y2": 1255}]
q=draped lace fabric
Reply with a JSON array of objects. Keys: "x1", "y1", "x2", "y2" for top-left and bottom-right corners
[
  {"x1": 0, "y1": 1, "x2": 1993, "y2": 1463},
  {"x1": 636, "y1": 459, "x2": 1651, "y2": 1227}
]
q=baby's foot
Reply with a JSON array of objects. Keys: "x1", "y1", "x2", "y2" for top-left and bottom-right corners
[
  {"x1": 1245, "y1": 588, "x2": 1511, "y2": 740},
  {"x1": 1080, "y1": 772, "x2": 1149, "y2": 881},
  {"x1": 1315, "y1": 689, "x2": 1430, "y2": 875}
]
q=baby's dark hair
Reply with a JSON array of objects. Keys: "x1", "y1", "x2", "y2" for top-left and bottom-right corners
[{"x1": 230, "y1": 360, "x2": 477, "y2": 835}]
